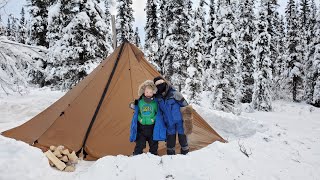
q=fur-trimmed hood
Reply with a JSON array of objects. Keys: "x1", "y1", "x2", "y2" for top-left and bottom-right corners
[{"x1": 138, "y1": 80, "x2": 158, "y2": 97}]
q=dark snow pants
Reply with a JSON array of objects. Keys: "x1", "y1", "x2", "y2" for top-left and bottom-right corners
[{"x1": 133, "y1": 123, "x2": 158, "y2": 155}]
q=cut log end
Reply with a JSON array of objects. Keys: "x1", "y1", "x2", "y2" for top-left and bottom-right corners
[
  {"x1": 64, "y1": 166, "x2": 75, "y2": 172},
  {"x1": 49, "y1": 146, "x2": 56, "y2": 151},
  {"x1": 59, "y1": 155, "x2": 69, "y2": 163},
  {"x1": 61, "y1": 149, "x2": 70, "y2": 155},
  {"x1": 45, "y1": 150, "x2": 66, "y2": 171},
  {"x1": 67, "y1": 151, "x2": 78, "y2": 164}
]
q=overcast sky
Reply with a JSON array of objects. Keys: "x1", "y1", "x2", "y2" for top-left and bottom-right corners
[{"x1": 0, "y1": 0, "x2": 317, "y2": 45}]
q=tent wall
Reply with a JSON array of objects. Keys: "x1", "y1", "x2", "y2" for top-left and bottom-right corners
[{"x1": 2, "y1": 42, "x2": 225, "y2": 160}]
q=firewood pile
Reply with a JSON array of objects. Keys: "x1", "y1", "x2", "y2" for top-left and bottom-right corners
[{"x1": 44, "y1": 145, "x2": 79, "y2": 172}]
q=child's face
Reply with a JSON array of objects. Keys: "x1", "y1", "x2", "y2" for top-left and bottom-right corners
[{"x1": 144, "y1": 87, "x2": 154, "y2": 98}]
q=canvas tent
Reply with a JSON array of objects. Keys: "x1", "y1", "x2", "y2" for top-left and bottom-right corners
[{"x1": 2, "y1": 41, "x2": 225, "y2": 160}]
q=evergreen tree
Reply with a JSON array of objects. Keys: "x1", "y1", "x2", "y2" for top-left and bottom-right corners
[
  {"x1": 161, "y1": 0, "x2": 191, "y2": 91},
  {"x1": 28, "y1": 0, "x2": 50, "y2": 47},
  {"x1": 183, "y1": 0, "x2": 206, "y2": 104},
  {"x1": 6, "y1": 18, "x2": 11, "y2": 38},
  {"x1": 203, "y1": 0, "x2": 219, "y2": 92},
  {"x1": 104, "y1": 0, "x2": 113, "y2": 48},
  {"x1": 144, "y1": 0, "x2": 160, "y2": 71},
  {"x1": 47, "y1": 0, "x2": 112, "y2": 89},
  {"x1": 134, "y1": 27, "x2": 141, "y2": 47},
  {"x1": 285, "y1": 0, "x2": 304, "y2": 102},
  {"x1": 18, "y1": 7, "x2": 28, "y2": 44},
  {"x1": 116, "y1": 0, "x2": 134, "y2": 44},
  {"x1": 6, "y1": 15, "x2": 18, "y2": 41},
  {"x1": 0, "y1": 16, "x2": 6, "y2": 36},
  {"x1": 299, "y1": 0, "x2": 311, "y2": 41},
  {"x1": 252, "y1": 9, "x2": 272, "y2": 112},
  {"x1": 305, "y1": 10, "x2": 320, "y2": 107},
  {"x1": 274, "y1": 15, "x2": 287, "y2": 99},
  {"x1": 206, "y1": 0, "x2": 216, "y2": 56},
  {"x1": 211, "y1": 0, "x2": 240, "y2": 114},
  {"x1": 264, "y1": 0, "x2": 281, "y2": 78},
  {"x1": 238, "y1": 0, "x2": 256, "y2": 103},
  {"x1": 157, "y1": 0, "x2": 167, "y2": 74},
  {"x1": 309, "y1": 0, "x2": 317, "y2": 40}
]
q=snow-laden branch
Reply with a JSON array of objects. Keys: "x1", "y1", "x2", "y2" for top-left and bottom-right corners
[
  {"x1": 0, "y1": 0, "x2": 8, "y2": 9},
  {"x1": 238, "y1": 140, "x2": 252, "y2": 158}
]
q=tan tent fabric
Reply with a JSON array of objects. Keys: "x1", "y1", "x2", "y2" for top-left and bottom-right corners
[{"x1": 2, "y1": 42, "x2": 225, "y2": 160}]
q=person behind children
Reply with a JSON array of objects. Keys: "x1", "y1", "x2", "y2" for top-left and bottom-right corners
[
  {"x1": 129, "y1": 80, "x2": 166, "y2": 155},
  {"x1": 153, "y1": 76, "x2": 190, "y2": 155}
]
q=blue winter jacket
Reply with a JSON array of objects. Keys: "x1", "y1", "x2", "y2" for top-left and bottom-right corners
[
  {"x1": 129, "y1": 97, "x2": 167, "y2": 142},
  {"x1": 157, "y1": 87, "x2": 188, "y2": 127}
]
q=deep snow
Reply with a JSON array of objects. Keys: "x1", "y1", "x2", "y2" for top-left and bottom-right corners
[{"x1": 0, "y1": 88, "x2": 319, "y2": 180}]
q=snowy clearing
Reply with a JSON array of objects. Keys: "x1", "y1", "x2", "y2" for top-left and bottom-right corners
[{"x1": 0, "y1": 88, "x2": 319, "y2": 180}]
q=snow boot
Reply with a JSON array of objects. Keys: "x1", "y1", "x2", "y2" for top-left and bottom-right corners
[
  {"x1": 178, "y1": 134, "x2": 189, "y2": 155},
  {"x1": 166, "y1": 134, "x2": 176, "y2": 155}
]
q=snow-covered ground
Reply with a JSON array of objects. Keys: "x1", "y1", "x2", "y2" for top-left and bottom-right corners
[{"x1": 0, "y1": 88, "x2": 319, "y2": 180}]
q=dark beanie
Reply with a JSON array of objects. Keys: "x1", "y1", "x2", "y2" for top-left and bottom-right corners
[{"x1": 153, "y1": 76, "x2": 164, "y2": 83}]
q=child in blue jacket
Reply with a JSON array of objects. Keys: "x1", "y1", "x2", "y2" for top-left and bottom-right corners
[
  {"x1": 129, "y1": 80, "x2": 166, "y2": 155},
  {"x1": 154, "y1": 76, "x2": 189, "y2": 155}
]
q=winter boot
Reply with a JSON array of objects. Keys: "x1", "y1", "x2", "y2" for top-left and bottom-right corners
[
  {"x1": 166, "y1": 134, "x2": 176, "y2": 155},
  {"x1": 178, "y1": 134, "x2": 189, "y2": 155}
]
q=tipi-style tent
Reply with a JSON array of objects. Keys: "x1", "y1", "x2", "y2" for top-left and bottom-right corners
[{"x1": 2, "y1": 41, "x2": 225, "y2": 160}]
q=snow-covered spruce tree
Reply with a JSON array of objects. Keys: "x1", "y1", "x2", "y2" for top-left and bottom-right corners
[
  {"x1": 309, "y1": 0, "x2": 317, "y2": 41},
  {"x1": 299, "y1": 0, "x2": 312, "y2": 44},
  {"x1": 238, "y1": 0, "x2": 255, "y2": 103},
  {"x1": 6, "y1": 15, "x2": 18, "y2": 41},
  {"x1": 202, "y1": 0, "x2": 217, "y2": 92},
  {"x1": 104, "y1": 0, "x2": 113, "y2": 47},
  {"x1": 18, "y1": 7, "x2": 28, "y2": 44},
  {"x1": 210, "y1": 0, "x2": 240, "y2": 114},
  {"x1": 274, "y1": 15, "x2": 287, "y2": 99},
  {"x1": 0, "y1": 16, "x2": 5, "y2": 36},
  {"x1": 183, "y1": 0, "x2": 206, "y2": 104},
  {"x1": 28, "y1": 0, "x2": 50, "y2": 47},
  {"x1": 134, "y1": 27, "x2": 141, "y2": 48},
  {"x1": 157, "y1": 0, "x2": 169, "y2": 74},
  {"x1": 284, "y1": 0, "x2": 304, "y2": 102},
  {"x1": 263, "y1": 0, "x2": 281, "y2": 79},
  {"x1": 252, "y1": 9, "x2": 272, "y2": 112},
  {"x1": 116, "y1": 0, "x2": 134, "y2": 44},
  {"x1": 47, "y1": 0, "x2": 112, "y2": 90},
  {"x1": 305, "y1": 10, "x2": 320, "y2": 107},
  {"x1": 144, "y1": 0, "x2": 160, "y2": 71},
  {"x1": 6, "y1": 18, "x2": 11, "y2": 38},
  {"x1": 206, "y1": 0, "x2": 216, "y2": 56},
  {"x1": 161, "y1": 0, "x2": 191, "y2": 91}
]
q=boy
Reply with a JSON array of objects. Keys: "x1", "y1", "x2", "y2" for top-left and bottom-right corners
[{"x1": 129, "y1": 80, "x2": 166, "y2": 155}]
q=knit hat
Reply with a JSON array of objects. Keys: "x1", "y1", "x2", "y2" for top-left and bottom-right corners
[{"x1": 153, "y1": 76, "x2": 165, "y2": 84}]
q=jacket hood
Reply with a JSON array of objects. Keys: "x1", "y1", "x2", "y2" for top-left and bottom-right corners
[{"x1": 138, "y1": 80, "x2": 158, "y2": 97}]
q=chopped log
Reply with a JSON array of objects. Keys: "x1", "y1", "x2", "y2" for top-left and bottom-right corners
[
  {"x1": 53, "y1": 149, "x2": 62, "y2": 158},
  {"x1": 49, "y1": 159, "x2": 55, "y2": 167},
  {"x1": 50, "y1": 146, "x2": 56, "y2": 151},
  {"x1": 67, "y1": 151, "x2": 78, "y2": 164},
  {"x1": 56, "y1": 145, "x2": 64, "y2": 151},
  {"x1": 60, "y1": 155, "x2": 69, "y2": 163},
  {"x1": 61, "y1": 149, "x2": 70, "y2": 155},
  {"x1": 64, "y1": 166, "x2": 75, "y2": 172},
  {"x1": 45, "y1": 150, "x2": 66, "y2": 171}
]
